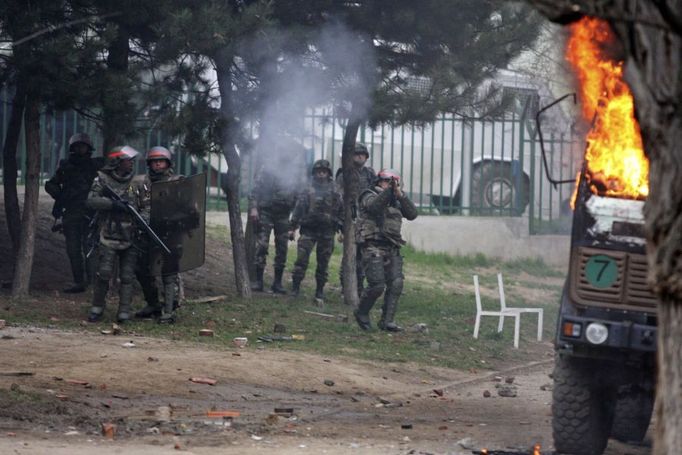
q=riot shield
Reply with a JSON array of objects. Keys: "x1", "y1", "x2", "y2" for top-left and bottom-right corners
[{"x1": 149, "y1": 173, "x2": 207, "y2": 275}]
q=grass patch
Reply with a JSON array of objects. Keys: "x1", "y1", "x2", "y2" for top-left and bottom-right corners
[{"x1": 1, "y1": 232, "x2": 564, "y2": 371}]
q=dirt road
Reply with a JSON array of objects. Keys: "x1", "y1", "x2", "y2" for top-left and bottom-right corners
[{"x1": 0, "y1": 326, "x2": 650, "y2": 454}]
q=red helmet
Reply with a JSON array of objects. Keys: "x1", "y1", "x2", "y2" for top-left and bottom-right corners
[
  {"x1": 146, "y1": 146, "x2": 172, "y2": 163},
  {"x1": 377, "y1": 168, "x2": 401, "y2": 182},
  {"x1": 104, "y1": 145, "x2": 139, "y2": 170}
]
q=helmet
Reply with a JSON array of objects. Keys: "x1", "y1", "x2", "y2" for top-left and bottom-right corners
[
  {"x1": 354, "y1": 142, "x2": 369, "y2": 158},
  {"x1": 68, "y1": 133, "x2": 94, "y2": 152},
  {"x1": 312, "y1": 159, "x2": 332, "y2": 176},
  {"x1": 377, "y1": 168, "x2": 401, "y2": 182},
  {"x1": 146, "y1": 146, "x2": 172, "y2": 164},
  {"x1": 104, "y1": 145, "x2": 139, "y2": 169}
]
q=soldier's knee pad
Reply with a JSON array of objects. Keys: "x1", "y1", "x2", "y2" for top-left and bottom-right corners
[
  {"x1": 387, "y1": 277, "x2": 404, "y2": 295},
  {"x1": 365, "y1": 283, "x2": 384, "y2": 299},
  {"x1": 97, "y1": 263, "x2": 114, "y2": 281}
]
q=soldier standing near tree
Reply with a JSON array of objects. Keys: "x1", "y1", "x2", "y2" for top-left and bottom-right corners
[
  {"x1": 248, "y1": 159, "x2": 298, "y2": 294},
  {"x1": 85, "y1": 145, "x2": 141, "y2": 323},
  {"x1": 335, "y1": 142, "x2": 376, "y2": 295},
  {"x1": 289, "y1": 159, "x2": 343, "y2": 300},
  {"x1": 45, "y1": 133, "x2": 104, "y2": 293},
  {"x1": 353, "y1": 169, "x2": 418, "y2": 332}
]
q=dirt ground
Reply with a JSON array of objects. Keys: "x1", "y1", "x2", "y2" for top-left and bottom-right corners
[{"x1": 0, "y1": 194, "x2": 652, "y2": 454}]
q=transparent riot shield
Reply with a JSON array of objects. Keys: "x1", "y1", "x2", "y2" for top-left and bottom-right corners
[{"x1": 149, "y1": 173, "x2": 206, "y2": 275}]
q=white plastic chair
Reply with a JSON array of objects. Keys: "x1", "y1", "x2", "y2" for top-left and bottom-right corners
[{"x1": 473, "y1": 274, "x2": 543, "y2": 349}]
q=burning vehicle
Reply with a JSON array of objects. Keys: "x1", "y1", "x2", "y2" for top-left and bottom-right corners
[{"x1": 537, "y1": 18, "x2": 655, "y2": 455}]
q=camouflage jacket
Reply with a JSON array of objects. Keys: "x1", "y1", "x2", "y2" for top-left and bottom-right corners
[
  {"x1": 291, "y1": 178, "x2": 343, "y2": 235},
  {"x1": 356, "y1": 186, "x2": 418, "y2": 247},
  {"x1": 86, "y1": 170, "x2": 141, "y2": 250},
  {"x1": 44, "y1": 155, "x2": 105, "y2": 217},
  {"x1": 248, "y1": 167, "x2": 297, "y2": 214},
  {"x1": 335, "y1": 165, "x2": 376, "y2": 203}
]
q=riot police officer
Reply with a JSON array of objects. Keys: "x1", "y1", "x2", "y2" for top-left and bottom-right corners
[
  {"x1": 354, "y1": 169, "x2": 418, "y2": 332},
  {"x1": 85, "y1": 145, "x2": 141, "y2": 323},
  {"x1": 45, "y1": 133, "x2": 104, "y2": 293},
  {"x1": 134, "y1": 146, "x2": 184, "y2": 323},
  {"x1": 335, "y1": 142, "x2": 376, "y2": 295},
  {"x1": 289, "y1": 159, "x2": 343, "y2": 300}
]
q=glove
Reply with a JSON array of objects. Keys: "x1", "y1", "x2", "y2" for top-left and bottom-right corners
[{"x1": 111, "y1": 200, "x2": 128, "y2": 212}]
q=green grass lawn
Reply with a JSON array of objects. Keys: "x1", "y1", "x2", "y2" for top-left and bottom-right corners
[{"x1": 2, "y1": 230, "x2": 565, "y2": 371}]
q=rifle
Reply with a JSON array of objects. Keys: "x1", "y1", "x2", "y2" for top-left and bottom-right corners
[
  {"x1": 100, "y1": 182, "x2": 172, "y2": 255},
  {"x1": 85, "y1": 212, "x2": 100, "y2": 259}
]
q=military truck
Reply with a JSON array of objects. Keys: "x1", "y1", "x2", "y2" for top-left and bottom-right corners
[{"x1": 538, "y1": 97, "x2": 656, "y2": 455}]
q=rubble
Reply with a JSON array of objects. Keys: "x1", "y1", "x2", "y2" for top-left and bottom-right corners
[
  {"x1": 189, "y1": 377, "x2": 217, "y2": 386},
  {"x1": 101, "y1": 422, "x2": 116, "y2": 439},
  {"x1": 497, "y1": 385, "x2": 518, "y2": 398},
  {"x1": 483, "y1": 390, "x2": 491, "y2": 398},
  {"x1": 324, "y1": 379, "x2": 335, "y2": 387},
  {"x1": 199, "y1": 329, "x2": 214, "y2": 337}
]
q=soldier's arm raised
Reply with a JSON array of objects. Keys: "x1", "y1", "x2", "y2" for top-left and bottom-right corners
[
  {"x1": 363, "y1": 188, "x2": 392, "y2": 217},
  {"x1": 398, "y1": 194, "x2": 418, "y2": 220},
  {"x1": 85, "y1": 177, "x2": 114, "y2": 211}
]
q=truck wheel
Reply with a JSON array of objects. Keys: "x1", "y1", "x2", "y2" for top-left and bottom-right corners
[
  {"x1": 552, "y1": 355, "x2": 616, "y2": 455},
  {"x1": 610, "y1": 386, "x2": 654, "y2": 443},
  {"x1": 470, "y1": 162, "x2": 529, "y2": 215}
]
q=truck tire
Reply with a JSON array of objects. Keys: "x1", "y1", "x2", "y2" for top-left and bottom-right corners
[
  {"x1": 470, "y1": 161, "x2": 529, "y2": 215},
  {"x1": 610, "y1": 386, "x2": 654, "y2": 443},
  {"x1": 552, "y1": 355, "x2": 616, "y2": 455}
]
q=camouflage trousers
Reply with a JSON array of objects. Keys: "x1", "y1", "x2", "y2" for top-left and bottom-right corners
[
  {"x1": 292, "y1": 231, "x2": 334, "y2": 285},
  {"x1": 254, "y1": 210, "x2": 291, "y2": 271},
  {"x1": 62, "y1": 212, "x2": 91, "y2": 285},
  {"x1": 357, "y1": 243, "x2": 404, "y2": 324},
  {"x1": 90, "y1": 244, "x2": 138, "y2": 318},
  {"x1": 135, "y1": 237, "x2": 179, "y2": 310}
]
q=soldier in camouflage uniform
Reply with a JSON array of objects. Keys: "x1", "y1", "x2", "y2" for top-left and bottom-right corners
[
  {"x1": 45, "y1": 133, "x2": 104, "y2": 293},
  {"x1": 133, "y1": 146, "x2": 184, "y2": 323},
  {"x1": 354, "y1": 169, "x2": 418, "y2": 332},
  {"x1": 85, "y1": 145, "x2": 141, "y2": 323},
  {"x1": 335, "y1": 143, "x2": 376, "y2": 295},
  {"x1": 289, "y1": 159, "x2": 343, "y2": 300},
  {"x1": 248, "y1": 165, "x2": 297, "y2": 294}
]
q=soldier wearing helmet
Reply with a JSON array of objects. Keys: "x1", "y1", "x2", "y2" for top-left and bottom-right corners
[
  {"x1": 335, "y1": 142, "x2": 376, "y2": 296},
  {"x1": 85, "y1": 145, "x2": 142, "y2": 323},
  {"x1": 353, "y1": 168, "x2": 418, "y2": 332},
  {"x1": 133, "y1": 146, "x2": 184, "y2": 323},
  {"x1": 248, "y1": 152, "x2": 300, "y2": 294},
  {"x1": 289, "y1": 159, "x2": 343, "y2": 300},
  {"x1": 45, "y1": 133, "x2": 104, "y2": 293}
]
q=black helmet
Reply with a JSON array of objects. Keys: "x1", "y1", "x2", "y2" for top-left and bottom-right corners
[
  {"x1": 68, "y1": 133, "x2": 94, "y2": 152},
  {"x1": 312, "y1": 159, "x2": 332, "y2": 176},
  {"x1": 353, "y1": 142, "x2": 369, "y2": 158}
]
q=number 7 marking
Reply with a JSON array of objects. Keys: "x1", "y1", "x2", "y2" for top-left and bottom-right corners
[{"x1": 594, "y1": 259, "x2": 611, "y2": 281}]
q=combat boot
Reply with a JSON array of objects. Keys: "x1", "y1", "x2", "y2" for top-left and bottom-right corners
[
  {"x1": 251, "y1": 267, "x2": 264, "y2": 292},
  {"x1": 271, "y1": 267, "x2": 287, "y2": 294},
  {"x1": 314, "y1": 280, "x2": 325, "y2": 301},
  {"x1": 88, "y1": 278, "x2": 108, "y2": 322},
  {"x1": 135, "y1": 303, "x2": 161, "y2": 319},
  {"x1": 117, "y1": 283, "x2": 133, "y2": 323},
  {"x1": 353, "y1": 298, "x2": 375, "y2": 331},
  {"x1": 291, "y1": 277, "x2": 302, "y2": 297},
  {"x1": 378, "y1": 296, "x2": 403, "y2": 332}
]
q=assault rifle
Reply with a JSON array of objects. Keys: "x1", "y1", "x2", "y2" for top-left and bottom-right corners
[{"x1": 100, "y1": 182, "x2": 172, "y2": 255}]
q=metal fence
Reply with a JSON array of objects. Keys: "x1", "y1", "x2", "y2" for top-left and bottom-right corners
[{"x1": 0, "y1": 87, "x2": 581, "y2": 235}]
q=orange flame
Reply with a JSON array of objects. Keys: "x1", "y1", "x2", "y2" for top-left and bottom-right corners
[{"x1": 566, "y1": 17, "x2": 648, "y2": 199}]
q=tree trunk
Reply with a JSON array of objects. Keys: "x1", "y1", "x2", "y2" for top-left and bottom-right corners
[
  {"x1": 341, "y1": 117, "x2": 362, "y2": 307},
  {"x1": 11, "y1": 95, "x2": 40, "y2": 297},
  {"x1": 215, "y1": 51, "x2": 251, "y2": 299},
  {"x1": 102, "y1": 23, "x2": 130, "y2": 154},
  {"x1": 522, "y1": 2, "x2": 682, "y2": 453},
  {"x1": 2, "y1": 81, "x2": 26, "y2": 254}
]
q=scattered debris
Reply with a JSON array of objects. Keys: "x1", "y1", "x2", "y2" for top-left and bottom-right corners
[
  {"x1": 265, "y1": 414, "x2": 279, "y2": 425},
  {"x1": 483, "y1": 390, "x2": 492, "y2": 398},
  {"x1": 64, "y1": 430, "x2": 79, "y2": 436},
  {"x1": 232, "y1": 352, "x2": 241, "y2": 357},
  {"x1": 324, "y1": 379, "x2": 335, "y2": 387},
  {"x1": 303, "y1": 310, "x2": 348, "y2": 322},
  {"x1": 233, "y1": 337, "x2": 248, "y2": 348},
  {"x1": 505, "y1": 376, "x2": 515, "y2": 384},
  {"x1": 189, "y1": 377, "x2": 217, "y2": 386},
  {"x1": 206, "y1": 410, "x2": 240, "y2": 418},
  {"x1": 101, "y1": 422, "x2": 116, "y2": 439},
  {"x1": 438, "y1": 425, "x2": 448, "y2": 430},
  {"x1": 274, "y1": 323, "x2": 287, "y2": 333},
  {"x1": 111, "y1": 324, "x2": 122, "y2": 335},
  {"x1": 457, "y1": 437, "x2": 477, "y2": 450},
  {"x1": 56, "y1": 394, "x2": 69, "y2": 401},
  {"x1": 432, "y1": 388, "x2": 444, "y2": 397},
  {"x1": 408, "y1": 323, "x2": 429, "y2": 334},
  {"x1": 121, "y1": 341, "x2": 136, "y2": 348},
  {"x1": 0, "y1": 371, "x2": 34, "y2": 377},
  {"x1": 430, "y1": 341, "x2": 441, "y2": 351},
  {"x1": 251, "y1": 435, "x2": 263, "y2": 441},
  {"x1": 189, "y1": 295, "x2": 229, "y2": 304},
  {"x1": 199, "y1": 329, "x2": 214, "y2": 337},
  {"x1": 147, "y1": 357, "x2": 159, "y2": 362},
  {"x1": 401, "y1": 423, "x2": 413, "y2": 430},
  {"x1": 174, "y1": 442, "x2": 182, "y2": 450},
  {"x1": 493, "y1": 376, "x2": 503, "y2": 382},
  {"x1": 6, "y1": 432, "x2": 16, "y2": 437},
  {"x1": 274, "y1": 407, "x2": 294, "y2": 417},
  {"x1": 540, "y1": 384, "x2": 553, "y2": 392},
  {"x1": 112, "y1": 394, "x2": 129, "y2": 400},
  {"x1": 1, "y1": 335, "x2": 16, "y2": 340},
  {"x1": 377, "y1": 397, "x2": 391, "y2": 405},
  {"x1": 257, "y1": 335, "x2": 304, "y2": 342},
  {"x1": 65, "y1": 379, "x2": 89, "y2": 386},
  {"x1": 156, "y1": 406, "x2": 172, "y2": 422},
  {"x1": 497, "y1": 385, "x2": 518, "y2": 398}
]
